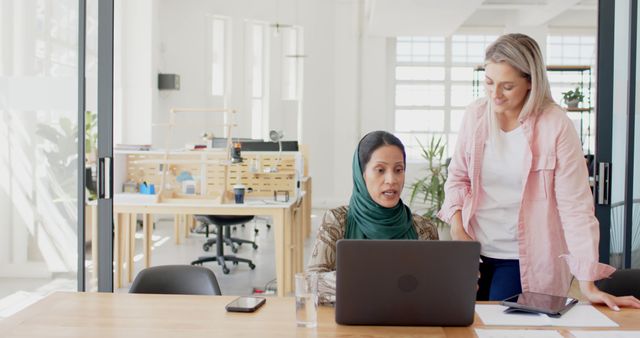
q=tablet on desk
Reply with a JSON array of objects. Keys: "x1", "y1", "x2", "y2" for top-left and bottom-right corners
[{"x1": 501, "y1": 292, "x2": 578, "y2": 317}]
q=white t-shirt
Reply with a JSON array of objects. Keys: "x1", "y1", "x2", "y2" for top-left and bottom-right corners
[{"x1": 472, "y1": 126, "x2": 526, "y2": 259}]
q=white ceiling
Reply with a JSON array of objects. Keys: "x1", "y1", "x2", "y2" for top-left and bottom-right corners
[
  {"x1": 366, "y1": 0, "x2": 485, "y2": 37},
  {"x1": 366, "y1": 0, "x2": 598, "y2": 36}
]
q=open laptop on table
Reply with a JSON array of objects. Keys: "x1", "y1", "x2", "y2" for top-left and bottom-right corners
[{"x1": 335, "y1": 240, "x2": 480, "y2": 326}]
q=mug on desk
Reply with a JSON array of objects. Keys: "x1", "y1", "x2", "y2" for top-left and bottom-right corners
[{"x1": 233, "y1": 184, "x2": 246, "y2": 204}]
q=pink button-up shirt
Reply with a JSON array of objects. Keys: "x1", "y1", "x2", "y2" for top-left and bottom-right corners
[{"x1": 438, "y1": 98, "x2": 615, "y2": 296}]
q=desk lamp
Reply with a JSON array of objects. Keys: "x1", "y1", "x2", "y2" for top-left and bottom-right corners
[{"x1": 267, "y1": 130, "x2": 284, "y2": 172}]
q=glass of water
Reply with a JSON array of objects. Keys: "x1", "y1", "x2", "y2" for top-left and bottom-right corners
[{"x1": 295, "y1": 272, "x2": 318, "y2": 328}]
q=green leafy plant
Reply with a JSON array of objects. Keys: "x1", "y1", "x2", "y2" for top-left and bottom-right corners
[
  {"x1": 562, "y1": 87, "x2": 584, "y2": 107},
  {"x1": 409, "y1": 136, "x2": 448, "y2": 228},
  {"x1": 36, "y1": 117, "x2": 79, "y2": 204},
  {"x1": 85, "y1": 110, "x2": 97, "y2": 155},
  {"x1": 36, "y1": 111, "x2": 98, "y2": 202},
  {"x1": 84, "y1": 111, "x2": 98, "y2": 200}
]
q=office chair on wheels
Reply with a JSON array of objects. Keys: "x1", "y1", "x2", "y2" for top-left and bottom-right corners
[
  {"x1": 201, "y1": 217, "x2": 258, "y2": 253},
  {"x1": 191, "y1": 215, "x2": 257, "y2": 274},
  {"x1": 232, "y1": 216, "x2": 271, "y2": 235}
]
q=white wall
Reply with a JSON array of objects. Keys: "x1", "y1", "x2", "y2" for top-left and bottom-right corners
[
  {"x1": 297, "y1": 0, "x2": 338, "y2": 207},
  {"x1": 114, "y1": 0, "x2": 154, "y2": 145}
]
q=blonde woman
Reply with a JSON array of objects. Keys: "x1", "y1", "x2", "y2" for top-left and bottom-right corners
[{"x1": 439, "y1": 33, "x2": 640, "y2": 310}]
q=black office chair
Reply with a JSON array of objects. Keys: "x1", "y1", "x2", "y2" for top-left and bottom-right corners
[
  {"x1": 191, "y1": 215, "x2": 257, "y2": 274},
  {"x1": 200, "y1": 217, "x2": 258, "y2": 253},
  {"x1": 129, "y1": 265, "x2": 221, "y2": 295},
  {"x1": 232, "y1": 216, "x2": 271, "y2": 235},
  {"x1": 596, "y1": 269, "x2": 640, "y2": 298}
]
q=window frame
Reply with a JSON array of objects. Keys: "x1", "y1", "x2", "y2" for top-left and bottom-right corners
[{"x1": 390, "y1": 32, "x2": 500, "y2": 162}]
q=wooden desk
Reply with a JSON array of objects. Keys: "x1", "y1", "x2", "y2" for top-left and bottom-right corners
[
  {"x1": 109, "y1": 195, "x2": 305, "y2": 296},
  {"x1": 2, "y1": 292, "x2": 639, "y2": 338},
  {"x1": 301, "y1": 176, "x2": 312, "y2": 238}
]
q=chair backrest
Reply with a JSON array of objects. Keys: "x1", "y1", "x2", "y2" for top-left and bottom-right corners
[
  {"x1": 194, "y1": 214, "x2": 254, "y2": 226},
  {"x1": 129, "y1": 265, "x2": 222, "y2": 295},
  {"x1": 596, "y1": 269, "x2": 640, "y2": 299}
]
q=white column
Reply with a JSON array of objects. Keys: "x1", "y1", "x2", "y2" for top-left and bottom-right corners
[{"x1": 117, "y1": 0, "x2": 154, "y2": 146}]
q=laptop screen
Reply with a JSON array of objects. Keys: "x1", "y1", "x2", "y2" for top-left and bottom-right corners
[{"x1": 335, "y1": 239, "x2": 480, "y2": 326}]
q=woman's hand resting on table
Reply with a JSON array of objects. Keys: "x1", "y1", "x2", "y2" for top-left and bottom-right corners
[{"x1": 579, "y1": 280, "x2": 640, "y2": 311}]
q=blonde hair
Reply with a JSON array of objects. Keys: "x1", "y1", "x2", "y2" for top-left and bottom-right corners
[{"x1": 483, "y1": 33, "x2": 558, "y2": 152}]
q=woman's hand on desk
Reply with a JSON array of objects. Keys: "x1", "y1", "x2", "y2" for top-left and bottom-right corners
[{"x1": 579, "y1": 280, "x2": 640, "y2": 311}]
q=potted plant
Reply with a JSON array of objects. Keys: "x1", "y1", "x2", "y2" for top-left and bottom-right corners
[
  {"x1": 562, "y1": 87, "x2": 584, "y2": 108},
  {"x1": 85, "y1": 111, "x2": 98, "y2": 199},
  {"x1": 408, "y1": 136, "x2": 450, "y2": 239},
  {"x1": 36, "y1": 116, "x2": 79, "y2": 206},
  {"x1": 37, "y1": 111, "x2": 99, "y2": 202}
]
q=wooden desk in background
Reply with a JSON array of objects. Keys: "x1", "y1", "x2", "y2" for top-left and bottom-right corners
[
  {"x1": 2, "y1": 292, "x2": 639, "y2": 338},
  {"x1": 87, "y1": 193, "x2": 306, "y2": 296}
]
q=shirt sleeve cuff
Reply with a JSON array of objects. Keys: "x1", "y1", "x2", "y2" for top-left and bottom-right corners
[
  {"x1": 437, "y1": 206, "x2": 461, "y2": 224},
  {"x1": 560, "y1": 254, "x2": 616, "y2": 281},
  {"x1": 437, "y1": 188, "x2": 470, "y2": 224}
]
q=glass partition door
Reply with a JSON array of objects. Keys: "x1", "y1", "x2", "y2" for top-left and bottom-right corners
[
  {"x1": 0, "y1": 0, "x2": 80, "y2": 307},
  {"x1": 632, "y1": 0, "x2": 640, "y2": 268},
  {"x1": 596, "y1": 0, "x2": 640, "y2": 269}
]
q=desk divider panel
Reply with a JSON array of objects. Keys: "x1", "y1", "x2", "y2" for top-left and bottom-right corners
[{"x1": 124, "y1": 151, "x2": 299, "y2": 201}]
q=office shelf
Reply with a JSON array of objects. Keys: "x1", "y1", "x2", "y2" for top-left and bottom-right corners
[{"x1": 473, "y1": 65, "x2": 594, "y2": 154}]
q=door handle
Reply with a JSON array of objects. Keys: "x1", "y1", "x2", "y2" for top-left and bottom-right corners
[
  {"x1": 596, "y1": 162, "x2": 610, "y2": 205},
  {"x1": 98, "y1": 156, "x2": 112, "y2": 199}
]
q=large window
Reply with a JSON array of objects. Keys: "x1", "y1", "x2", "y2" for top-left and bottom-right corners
[
  {"x1": 547, "y1": 34, "x2": 596, "y2": 65},
  {"x1": 393, "y1": 35, "x2": 497, "y2": 160},
  {"x1": 210, "y1": 16, "x2": 229, "y2": 97},
  {"x1": 546, "y1": 33, "x2": 596, "y2": 154},
  {"x1": 282, "y1": 26, "x2": 303, "y2": 100},
  {"x1": 393, "y1": 33, "x2": 597, "y2": 160},
  {"x1": 249, "y1": 22, "x2": 269, "y2": 139}
]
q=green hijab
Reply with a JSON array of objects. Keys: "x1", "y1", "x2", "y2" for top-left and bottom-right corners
[{"x1": 344, "y1": 146, "x2": 418, "y2": 240}]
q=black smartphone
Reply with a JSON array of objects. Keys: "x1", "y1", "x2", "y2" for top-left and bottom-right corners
[
  {"x1": 225, "y1": 296, "x2": 266, "y2": 313},
  {"x1": 501, "y1": 292, "x2": 578, "y2": 317}
]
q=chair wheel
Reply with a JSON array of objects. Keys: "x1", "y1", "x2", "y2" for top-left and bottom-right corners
[
  {"x1": 222, "y1": 266, "x2": 230, "y2": 274},
  {"x1": 238, "y1": 243, "x2": 243, "y2": 246},
  {"x1": 231, "y1": 245, "x2": 238, "y2": 253},
  {"x1": 252, "y1": 243, "x2": 258, "y2": 249},
  {"x1": 254, "y1": 229, "x2": 259, "y2": 234},
  {"x1": 233, "y1": 261, "x2": 238, "y2": 265},
  {"x1": 266, "y1": 224, "x2": 271, "y2": 229},
  {"x1": 249, "y1": 263, "x2": 256, "y2": 270},
  {"x1": 202, "y1": 244, "x2": 211, "y2": 251}
]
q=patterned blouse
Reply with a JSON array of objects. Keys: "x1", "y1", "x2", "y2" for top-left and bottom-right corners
[{"x1": 306, "y1": 205, "x2": 439, "y2": 305}]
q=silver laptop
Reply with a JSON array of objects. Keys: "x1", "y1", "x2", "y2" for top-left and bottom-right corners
[{"x1": 335, "y1": 240, "x2": 480, "y2": 326}]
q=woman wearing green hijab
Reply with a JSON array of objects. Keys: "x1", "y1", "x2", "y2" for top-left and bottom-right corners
[{"x1": 307, "y1": 131, "x2": 438, "y2": 304}]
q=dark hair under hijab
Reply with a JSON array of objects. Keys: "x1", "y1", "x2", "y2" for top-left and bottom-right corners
[
  {"x1": 357, "y1": 131, "x2": 406, "y2": 174},
  {"x1": 345, "y1": 130, "x2": 417, "y2": 239}
]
